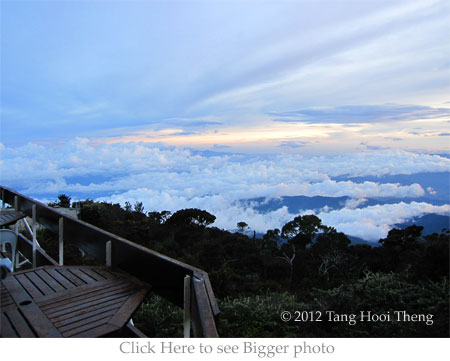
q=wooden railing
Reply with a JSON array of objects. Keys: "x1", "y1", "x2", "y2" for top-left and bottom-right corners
[{"x1": 0, "y1": 186, "x2": 219, "y2": 337}]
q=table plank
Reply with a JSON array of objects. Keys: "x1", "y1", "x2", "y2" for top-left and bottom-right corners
[
  {"x1": 58, "y1": 308, "x2": 119, "y2": 333},
  {"x1": 56, "y1": 268, "x2": 87, "y2": 287},
  {"x1": 109, "y1": 284, "x2": 151, "y2": 328},
  {"x1": 19, "y1": 302, "x2": 62, "y2": 337},
  {"x1": 37, "y1": 278, "x2": 130, "y2": 307},
  {"x1": 44, "y1": 291, "x2": 132, "y2": 319},
  {"x1": 53, "y1": 301, "x2": 124, "y2": 327},
  {"x1": 70, "y1": 268, "x2": 98, "y2": 284},
  {"x1": 77, "y1": 267, "x2": 107, "y2": 282},
  {"x1": 90, "y1": 267, "x2": 117, "y2": 280},
  {"x1": 2, "y1": 276, "x2": 62, "y2": 337},
  {"x1": 25, "y1": 271, "x2": 55, "y2": 296},
  {"x1": 61, "y1": 315, "x2": 117, "y2": 337},
  {"x1": 1, "y1": 312, "x2": 18, "y2": 337},
  {"x1": 35, "y1": 269, "x2": 66, "y2": 292},
  {"x1": 1, "y1": 281, "x2": 15, "y2": 308},
  {"x1": 6, "y1": 308, "x2": 36, "y2": 337},
  {"x1": 15, "y1": 274, "x2": 44, "y2": 298},
  {"x1": 70, "y1": 323, "x2": 118, "y2": 338},
  {"x1": 44, "y1": 268, "x2": 78, "y2": 290},
  {"x1": 0, "y1": 210, "x2": 26, "y2": 227}
]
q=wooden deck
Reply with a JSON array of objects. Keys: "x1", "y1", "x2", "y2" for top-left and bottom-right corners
[
  {"x1": 0, "y1": 265, "x2": 150, "y2": 337},
  {"x1": 0, "y1": 186, "x2": 219, "y2": 337}
]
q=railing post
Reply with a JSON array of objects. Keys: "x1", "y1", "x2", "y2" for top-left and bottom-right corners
[
  {"x1": 32, "y1": 204, "x2": 37, "y2": 268},
  {"x1": 184, "y1": 275, "x2": 191, "y2": 338},
  {"x1": 106, "y1": 240, "x2": 112, "y2": 267},
  {"x1": 190, "y1": 276, "x2": 219, "y2": 338},
  {"x1": 58, "y1": 217, "x2": 64, "y2": 266},
  {"x1": 190, "y1": 277, "x2": 204, "y2": 337},
  {"x1": 1, "y1": 189, "x2": 4, "y2": 210},
  {"x1": 13, "y1": 196, "x2": 20, "y2": 232}
]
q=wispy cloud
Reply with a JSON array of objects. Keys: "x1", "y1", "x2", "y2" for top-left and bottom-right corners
[
  {"x1": 1, "y1": 1, "x2": 448, "y2": 147},
  {"x1": 270, "y1": 104, "x2": 449, "y2": 124}
]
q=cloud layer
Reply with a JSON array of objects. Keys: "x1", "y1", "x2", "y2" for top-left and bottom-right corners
[
  {"x1": 270, "y1": 104, "x2": 449, "y2": 124},
  {"x1": 1, "y1": 139, "x2": 449, "y2": 241}
]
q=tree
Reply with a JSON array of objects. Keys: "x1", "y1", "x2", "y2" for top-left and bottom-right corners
[
  {"x1": 277, "y1": 243, "x2": 296, "y2": 290},
  {"x1": 57, "y1": 194, "x2": 71, "y2": 208},
  {"x1": 167, "y1": 208, "x2": 216, "y2": 228},
  {"x1": 281, "y1": 214, "x2": 323, "y2": 248},
  {"x1": 124, "y1": 201, "x2": 132, "y2": 212},
  {"x1": 237, "y1": 222, "x2": 248, "y2": 233},
  {"x1": 261, "y1": 228, "x2": 281, "y2": 250},
  {"x1": 379, "y1": 225, "x2": 423, "y2": 250},
  {"x1": 148, "y1": 211, "x2": 172, "y2": 224},
  {"x1": 134, "y1": 201, "x2": 145, "y2": 213}
]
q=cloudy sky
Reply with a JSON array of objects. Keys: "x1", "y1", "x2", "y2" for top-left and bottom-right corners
[{"x1": 1, "y1": 0, "x2": 449, "y2": 241}]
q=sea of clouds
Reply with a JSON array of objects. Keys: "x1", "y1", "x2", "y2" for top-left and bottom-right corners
[{"x1": 1, "y1": 138, "x2": 449, "y2": 242}]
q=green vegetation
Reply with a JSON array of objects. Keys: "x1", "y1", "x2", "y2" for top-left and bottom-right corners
[{"x1": 48, "y1": 199, "x2": 449, "y2": 337}]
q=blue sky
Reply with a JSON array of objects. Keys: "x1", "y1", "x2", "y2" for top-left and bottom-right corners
[
  {"x1": 1, "y1": 0, "x2": 449, "y2": 153},
  {"x1": 1, "y1": 0, "x2": 449, "y2": 241}
]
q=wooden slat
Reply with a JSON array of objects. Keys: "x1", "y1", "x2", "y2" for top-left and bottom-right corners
[
  {"x1": 57, "y1": 268, "x2": 86, "y2": 287},
  {"x1": 49, "y1": 295, "x2": 129, "y2": 322},
  {"x1": 53, "y1": 302, "x2": 122, "y2": 327},
  {"x1": 35, "y1": 269, "x2": 65, "y2": 292},
  {"x1": 19, "y1": 302, "x2": 62, "y2": 337},
  {"x1": 6, "y1": 308, "x2": 36, "y2": 337},
  {"x1": 70, "y1": 323, "x2": 118, "y2": 338},
  {"x1": 109, "y1": 284, "x2": 150, "y2": 328},
  {"x1": 1, "y1": 312, "x2": 18, "y2": 337},
  {"x1": 91, "y1": 267, "x2": 117, "y2": 280},
  {"x1": 1, "y1": 282, "x2": 15, "y2": 308},
  {"x1": 2, "y1": 275, "x2": 61, "y2": 337},
  {"x1": 57, "y1": 308, "x2": 119, "y2": 333},
  {"x1": 70, "y1": 268, "x2": 97, "y2": 284},
  {"x1": 44, "y1": 291, "x2": 132, "y2": 319},
  {"x1": 3, "y1": 275, "x2": 36, "y2": 305},
  {"x1": 37, "y1": 278, "x2": 130, "y2": 307},
  {"x1": 25, "y1": 271, "x2": 55, "y2": 296},
  {"x1": 0, "y1": 210, "x2": 26, "y2": 227},
  {"x1": 78, "y1": 267, "x2": 106, "y2": 282},
  {"x1": 15, "y1": 274, "x2": 43, "y2": 298},
  {"x1": 61, "y1": 315, "x2": 114, "y2": 337},
  {"x1": 45, "y1": 268, "x2": 76, "y2": 290}
]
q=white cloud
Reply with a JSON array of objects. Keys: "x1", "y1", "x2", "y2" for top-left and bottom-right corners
[
  {"x1": 2, "y1": 139, "x2": 442, "y2": 198},
  {"x1": 1, "y1": 139, "x2": 448, "y2": 241},
  {"x1": 317, "y1": 202, "x2": 450, "y2": 241}
]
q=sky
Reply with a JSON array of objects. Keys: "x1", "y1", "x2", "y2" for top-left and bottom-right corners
[{"x1": 0, "y1": 0, "x2": 449, "y2": 241}]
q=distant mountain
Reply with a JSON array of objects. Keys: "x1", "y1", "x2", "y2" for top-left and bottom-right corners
[
  {"x1": 333, "y1": 172, "x2": 449, "y2": 202},
  {"x1": 349, "y1": 213, "x2": 449, "y2": 246},
  {"x1": 395, "y1": 213, "x2": 450, "y2": 235},
  {"x1": 242, "y1": 195, "x2": 351, "y2": 214},
  {"x1": 241, "y1": 194, "x2": 448, "y2": 215},
  {"x1": 348, "y1": 236, "x2": 380, "y2": 247}
]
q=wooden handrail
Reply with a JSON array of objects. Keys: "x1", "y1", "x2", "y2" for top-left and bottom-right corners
[{"x1": 0, "y1": 185, "x2": 219, "y2": 337}]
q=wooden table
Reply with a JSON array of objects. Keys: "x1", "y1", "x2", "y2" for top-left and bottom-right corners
[
  {"x1": 0, "y1": 265, "x2": 151, "y2": 337},
  {"x1": 0, "y1": 210, "x2": 26, "y2": 227}
]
